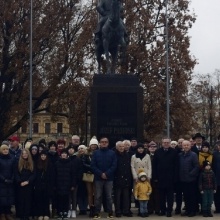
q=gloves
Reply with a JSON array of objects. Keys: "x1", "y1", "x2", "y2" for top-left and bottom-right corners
[{"x1": 5, "y1": 179, "x2": 13, "y2": 184}]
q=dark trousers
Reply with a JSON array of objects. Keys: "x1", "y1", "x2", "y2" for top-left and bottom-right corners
[
  {"x1": 0, "y1": 206, "x2": 11, "y2": 214},
  {"x1": 214, "y1": 186, "x2": 220, "y2": 212},
  {"x1": 159, "y1": 187, "x2": 174, "y2": 213},
  {"x1": 114, "y1": 187, "x2": 130, "y2": 214},
  {"x1": 148, "y1": 181, "x2": 160, "y2": 213},
  {"x1": 174, "y1": 182, "x2": 183, "y2": 211},
  {"x1": 57, "y1": 194, "x2": 69, "y2": 214},
  {"x1": 17, "y1": 185, "x2": 32, "y2": 218},
  {"x1": 181, "y1": 181, "x2": 197, "y2": 214},
  {"x1": 35, "y1": 188, "x2": 50, "y2": 216},
  {"x1": 202, "y1": 190, "x2": 214, "y2": 211}
]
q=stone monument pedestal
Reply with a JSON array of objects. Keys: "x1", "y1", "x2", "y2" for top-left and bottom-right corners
[{"x1": 90, "y1": 74, "x2": 143, "y2": 147}]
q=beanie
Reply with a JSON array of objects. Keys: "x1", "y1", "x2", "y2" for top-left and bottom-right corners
[
  {"x1": 40, "y1": 149, "x2": 48, "y2": 156},
  {"x1": 138, "y1": 168, "x2": 147, "y2": 179},
  {"x1": 89, "y1": 136, "x2": 99, "y2": 146}
]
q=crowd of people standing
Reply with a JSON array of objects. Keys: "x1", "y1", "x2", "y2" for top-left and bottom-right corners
[{"x1": 0, "y1": 132, "x2": 219, "y2": 220}]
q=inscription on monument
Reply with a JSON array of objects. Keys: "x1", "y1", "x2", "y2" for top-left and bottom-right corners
[{"x1": 97, "y1": 92, "x2": 137, "y2": 141}]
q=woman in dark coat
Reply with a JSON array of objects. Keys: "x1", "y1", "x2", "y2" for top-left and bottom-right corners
[
  {"x1": 34, "y1": 150, "x2": 54, "y2": 220},
  {"x1": 15, "y1": 149, "x2": 36, "y2": 220},
  {"x1": 0, "y1": 144, "x2": 15, "y2": 220}
]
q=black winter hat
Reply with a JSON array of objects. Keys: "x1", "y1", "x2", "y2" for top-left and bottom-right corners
[{"x1": 40, "y1": 149, "x2": 48, "y2": 156}]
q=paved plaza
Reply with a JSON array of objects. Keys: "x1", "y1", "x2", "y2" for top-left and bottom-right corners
[{"x1": 71, "y1": 204, "x2": 219, "y2": 219}]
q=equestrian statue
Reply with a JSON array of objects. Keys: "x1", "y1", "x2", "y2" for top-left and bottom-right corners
[{"x1": 94, "y1": 0, "x2": 128, "y2": 74}]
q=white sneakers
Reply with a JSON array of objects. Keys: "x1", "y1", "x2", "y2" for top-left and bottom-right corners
[
  {"x1": 72, "y1": 210, "x2": 76, "y2": 218},
  {"x1": 67, "y1": 210, "x2": 76, "y2": 218}
]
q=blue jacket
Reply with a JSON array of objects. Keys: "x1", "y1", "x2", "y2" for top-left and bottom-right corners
[
  {"x1": 91, "y1": 147, "x2": 117, "y2": 181},
  {"x1": 179, "y1": 151, "x2": 199, "y2": 182}
]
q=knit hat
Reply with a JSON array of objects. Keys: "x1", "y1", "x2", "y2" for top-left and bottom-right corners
[
  {"x1": 148, "y1": 141, "x2": 157, "y2": 147},
  {"x1": 78, "y1": 145, "x2": 87, "y2": 151},
  {"x1": 39, "y1": 139, "x2": 47, "y2": 147},
  {"x1": 1, "y1": 140, "x2": 9, "y2": 146},
  {"x1": 138, "y1": 169, "x2": 147, "y2": 179},
  {"x1": 203, "y1": 160, "x2": 211, "y2": 168},
  {"x1": 30, "y1": 144, "x2": 38, "y2": 151},
  {"x1": 201, "y1": 141, "x2": 210, "y2": 149},
  {"x1": 171, "y1": 141, "x2": 178, "y2": 146},
  {"x1": 40, "y1": 149, "x2": 48, "y2": 156},
  {"x1": 89, "y1": 136, "x2": 99, "y2": 146}
]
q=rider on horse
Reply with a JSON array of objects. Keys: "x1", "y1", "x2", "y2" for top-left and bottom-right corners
[{"x1": 94, "y1": 0, "x2": 128, "y2": 44}]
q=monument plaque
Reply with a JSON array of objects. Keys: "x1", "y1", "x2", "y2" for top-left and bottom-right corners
[{"x1": 90, "y1": 74, "x2": 143, "y2": 147}]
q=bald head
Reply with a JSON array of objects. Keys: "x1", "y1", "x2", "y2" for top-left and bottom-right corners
[{"x1": 182, "y1": 140, "x2": 191, "y2": 152}]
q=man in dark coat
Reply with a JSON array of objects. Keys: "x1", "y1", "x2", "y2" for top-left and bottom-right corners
[
  {"x1": 152, "y1": 137, "x2": 178, "y2": 217},
  {"x1": 179, "y1": 140, "x2": 200, "y2": 217},
  {"x1": 114, "y1": 141, "x2": 132, "y2": 217},
  {"x1": 191, "y1": 133, "x2": 205, "y2": 154}
]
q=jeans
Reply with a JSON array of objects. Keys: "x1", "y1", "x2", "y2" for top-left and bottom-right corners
[
  {"x1": 139, "y1": 200, "x2": 148, "y2": 214},
  {"x1": 94, "y1": 180, "x2": 113, "y2": 213},
  {"x1": 202, "y1": 190, "x2": 214, "y2": 211}
]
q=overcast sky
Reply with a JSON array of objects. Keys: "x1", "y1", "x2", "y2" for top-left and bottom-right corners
[{"x1": 188, "y1": 0, "x2": 220, "y2": 75}]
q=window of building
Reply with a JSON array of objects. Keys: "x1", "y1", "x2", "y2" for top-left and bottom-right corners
[
  {"x1": 33, "y1": 123, "x2": 39, "y2": 133},
  {"x1": 45, "y1": 123, "x2": 51, "y2": 134},
  {"x1": 57, "y1": 123, "x2": 63, "y2": 133},
  {"x1": 21, "y1": 124, "x2": 27, "y2": 133}
]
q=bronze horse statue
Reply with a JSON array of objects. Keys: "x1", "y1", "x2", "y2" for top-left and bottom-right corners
[{"x1": 95, "y1": 0, "x2": 128, "y2": 74}]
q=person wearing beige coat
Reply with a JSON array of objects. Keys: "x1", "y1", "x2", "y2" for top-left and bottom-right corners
[{"x1": 131, "y1": 144, "x2": 152, "y2": 182}]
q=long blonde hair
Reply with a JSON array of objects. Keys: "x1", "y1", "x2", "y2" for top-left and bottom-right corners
[{"x1": 18, "y1": 149, "x2": 34, "y2": 172}]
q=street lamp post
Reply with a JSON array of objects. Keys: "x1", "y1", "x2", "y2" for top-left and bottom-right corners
[
  {"x1": 165, "y1": 0, "x2": 170, "y2": 138},
  {"x1": 29, "y1": 0, "x2": 33, "y2": 138}
]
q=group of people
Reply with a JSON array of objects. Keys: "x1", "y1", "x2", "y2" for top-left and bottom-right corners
[{"x1": 0, "y1": 132, "x2": 220, "y2": 220}]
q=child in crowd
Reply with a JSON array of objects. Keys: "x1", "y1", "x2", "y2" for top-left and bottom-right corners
[
  {"x1": 134, "y1": 169, "x2": 152, "y2": 217},
  {"x1": 55, "y1": 149, "x2": 74, "y2": 220},
  {"x1": 199, "y1": 161, "x2": 217, "y2": 217}
]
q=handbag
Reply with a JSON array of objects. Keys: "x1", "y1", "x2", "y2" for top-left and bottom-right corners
[{"x1": 82, "y1": 172, "x2": 94, "y2": 182}]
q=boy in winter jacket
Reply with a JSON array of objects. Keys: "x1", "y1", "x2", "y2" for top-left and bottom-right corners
[
  {"x1": 199, "y1": 161, "x2": 217, "y2": 217},
  {"x1": 134, "y1": 169, "x2": 152, "y2": 217}
]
